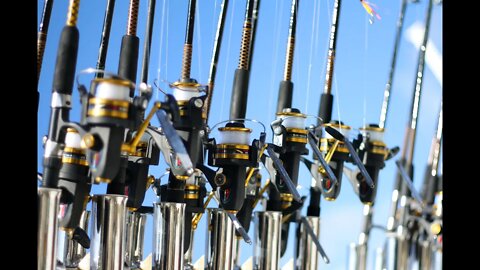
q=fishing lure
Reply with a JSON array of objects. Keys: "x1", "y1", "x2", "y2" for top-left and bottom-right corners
[{"x1": 360, "y1": 0, "x2": 381, "y2": 24}]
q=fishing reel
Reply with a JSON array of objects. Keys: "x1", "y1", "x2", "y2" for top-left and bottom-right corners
[
  {"x1": 269, "y1": 109, "x2": 309, "y2": 210},
  {"x1": 206, "y1": 120, "x2": 265, "y2": 213},
  {"x1": 155, "y1": 79, "x2": 208, "y2": 203},
  {"x1": 74, "y1": 71, "x2": 140, "y2": 184},
  {"x1": 349, "y1": 124, "x2": 399, "y2": 205},
  {"x1": 57, "y1": 127, "x2": 91, "y2": 249},
  {"x1": 310, "y1": 123, "x2": 377, "y2": 203},
  {"x1": 317, "y1": 120, "x2": 351, "y2": 201}
]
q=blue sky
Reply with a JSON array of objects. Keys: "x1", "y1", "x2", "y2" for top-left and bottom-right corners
[{"x1": 37, "y1": 0, "x2": 442, "y2": 269}]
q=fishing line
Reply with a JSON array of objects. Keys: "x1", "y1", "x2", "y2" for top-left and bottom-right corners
[
  {"x1": 156, "y1": 0, "x2": 167, "y2": 101},
  {"x1": 211, "y1": 0, "x2": 218, "y2": 45},
  {"x1": 219, "y1": 0, "x2": 237, "y2": 124},
  {"x1": 363, "y1": 11, "x2": 369, "y2": 129},
  {"x1": 305, "y1": 0, "x2": 321, "y2": 115},
  {"x1": 195, "y1": 1, "x2": 203, "y2": 81},
  {"x1": 165, "y1": 0, "x2": 170, "y2": 83},
  {"x1": 267, "y1": 0, "x2": 284, "y2": 117}
]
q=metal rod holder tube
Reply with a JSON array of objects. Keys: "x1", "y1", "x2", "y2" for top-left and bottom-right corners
[
  {"x1": 125, "y1": 211, "x2": 147, "y2": 269},
  {"x1": 383, "y1": 233, "x2": 407, "y2": 270},
  {"x1": 418, "y1": 238, "x2": 432, "y2": 270},
  {"x1": 38, "y1": 187, "x2": 62, "y2": 270},
  {"x1": 57, "y1": 210, "x2": 91, "y2": 269},
  {"x1": 347, "y1": 243, "x2": 358, "y2": 270},
  {"x1": 253, "y1": 211, "x2": 282, "y2": 270},
  {"x1": 295, "y1": 216, "x2": 320, "y2": 270},
  {"x1": 233, "y1": 237, "x2": 242, "y2": 269},
  {"x1": 205, "y1": 209, "x2": 236, "y2": 270},
  {"x1": 90, "y1": 194, "x2": 128, "y2": 270},
  {"x1": 184, "y1": 227, "x2": 195, "y2": 269},
  {"x1": 153, "y1": 202, "x2": 186, "y2": 270},
  {"x1": 356, "y1": 243, "x2": 368, "y2": 270},
  {"x1": 374, "y1": 247, "x2": 384, "y2": 270}
]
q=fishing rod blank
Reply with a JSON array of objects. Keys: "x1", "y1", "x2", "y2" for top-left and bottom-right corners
[
  {"x1": 37, "y1": 0, "x2": 54, "y2": 84},
  {"x1": 118, "y1": 0, "x2": 140, "y2": 84},
  {"x1": 379, "y1": 0, "x2": 409, "y2": 129},
  {"x1": 206, "y1": 0, "x2": 229, "y2": 120},
  {"x1": 277, "y1": 0, "x2": 298, "y2": 112},
  {"x1": 140, "y1": 0, "x2": 157, "y2": 84},
  {"x1": 230, "y1": 0, "x2": 256, "y2": 120},
  {"x1": 318, "y1": 0, "x2": 342, "y2": 125},
  {"x1": 95, "y1": 0, "x2": 116, "y2": 78}
]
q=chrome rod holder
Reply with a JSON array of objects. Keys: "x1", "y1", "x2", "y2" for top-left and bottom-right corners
[
  {"x1": 57, "y1": 210, "x2": 91, "y2": 269},
  {"x1": 253, "y1": 211, "x2": 282, "y2": 270},
  {"x1": 153, "y1": 202, "x2": 186, "y2": 270},
  {"x1": 295, "y1": 216, "x2": 320, "y2": 270},
  {"x1": 90, "y1": 194, "x2": 128, "y2": 270},
  {"x1": 205, "y1": 208, "x2": 236, "y2": 270},
  {"x1": 125, "y1": 211, "x2": 147, "y2": 269},
  {"x1": 38, "y1": 187, "x2": 62, "y2": 270}
]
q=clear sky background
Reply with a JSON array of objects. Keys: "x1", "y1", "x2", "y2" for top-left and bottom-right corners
[{"x1": 37, "y1": 0, "x2": 442, "y2": 269}]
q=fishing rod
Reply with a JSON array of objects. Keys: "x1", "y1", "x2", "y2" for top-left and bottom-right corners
[
  {"x1": 296, "y1": 1, "x2": 345, "y2": 268},
  {"x1": 347, "y1": 123, "x2": 398, "y2": 270},
  {"x1": 58, "y1": 1, "x2": 186, "y2": 266},
  {"x1": 39, "y1": 1, "x2": 82, "y2": 269},
  {"x1": 346, "y1": 1, "x2": 413, "y2": 267},
  {"x1": 416, "y1": 102, "x2": 442, "y2": 270},
  {"x1": 420, "y1": 103, "x2": 442, "y2": 211},
  {"x1": 296, "y1": 1, "x2": 381, "y2": 268},
  {"x1": 382, "y1": 0, "x2": 436, "y2": 268},
  {"x1": 151, "y1": 1, "x2": 212, "y2": 269},
  {"x1": 262, "y1": 1, "x2": 310, "y2": 266},
  {"x1": 140, "y1": 0, "x2": 156, "y2": 85},
  {"x1": 37, "y1": 0, "x2": 54, "y2": 85},
  {"x1": 102, "y1": 0, "x2": 141, "y2": 196},
  {"x1": 203, "y1": 1, "x2": 266, "y2": 268},
  {"x1": 95, "y1": 0, "x2": 116, "y2": 78},
  {"x1": 121, "y1": 1, "x2": 160, "y2": 267},
  {"x1": 182, "y1": 1, "x2": 232, "y2": 268},
  {"x1": 205, "y1": 0, "x2": 229, "y2": 120}
]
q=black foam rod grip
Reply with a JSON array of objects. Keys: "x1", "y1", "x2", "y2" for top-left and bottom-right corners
[
  {"x1": 420, "y1": 164, "x2": 436, "y2": 205},
  {"x1": 276, "y1": 80, "x2": 293, "y2": 113},
  {"x1": 307, "y1": 187, "x2": 322, "y2": 217},
  {"x1": 318, "y1": 93, "x2": 333, "y2": 124},
  {"x1": 53, "y1": 26, "x2": 79, "y2": 95},
  {"x1": 118, "y1": 35, "x2": 139, "y2": 84},
  {"x1": 230, "y1": 68, "x2": 250, "y2": 120}
]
